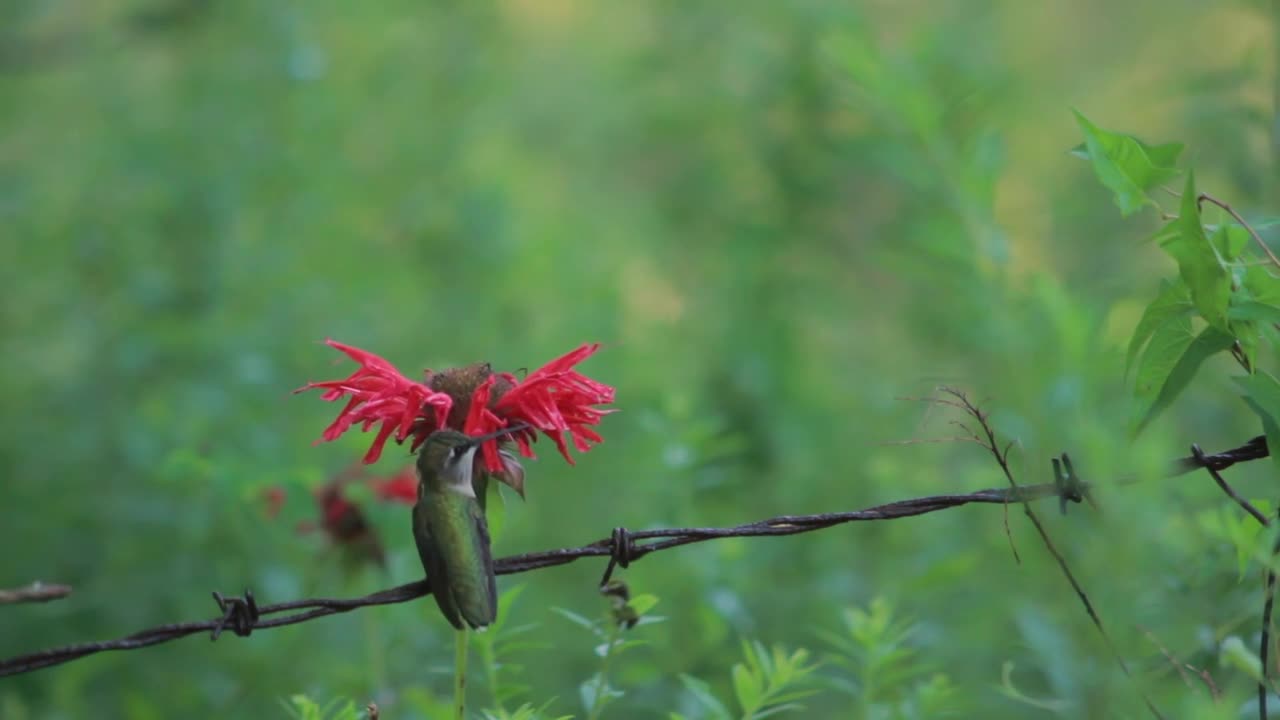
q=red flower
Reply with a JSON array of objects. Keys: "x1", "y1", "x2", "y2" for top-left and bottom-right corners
[
  {"x1": 295, "y1": 340, "x2": 454, "y2": 463},
  {"x1": 261, "y1": 486, "x2": 286, "y2": 519},
  {"x1": 370, "y1": 467, "x2": 419, "y2": 505},
  {"x1": 315, "y1": 484, "x2": 387, "y2": 568},
  {"x1": 298, "y1": 340, "x2": 614, "y2": 483},
  {"x1": 467, "y1": 344, "x2": 616, "y2": 472}
]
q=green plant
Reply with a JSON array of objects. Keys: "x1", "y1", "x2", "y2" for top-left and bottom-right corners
[
  {"x1": 479, "y1": 701, "x2": 573, "y2": 720},
  {"x1": 1072, "y1": 111, "x2": 1280, "y2": 441},
  {"x1": 821, "y1": 598, "x2": 961, "y2": 719},
  {"x1": 674, "y1": 641, "x2": 820, "y2": 720},
  {"x1": 553, "y1": 583, "x2": 661, "y2": 719},
  {"x1": 474, "y1": 585, "x2": 547, "y2": 714},
  {"x1": 280, "y1": 694, "x2": 364, "y2": 720},
  {"x1": 1074, "y1": 109, "x2": 1280, "y2": 714}
]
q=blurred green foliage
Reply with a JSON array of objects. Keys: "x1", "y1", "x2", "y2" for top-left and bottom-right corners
[{"x1": 2, "y1": 0, "x2": 1278, "y2": 717}]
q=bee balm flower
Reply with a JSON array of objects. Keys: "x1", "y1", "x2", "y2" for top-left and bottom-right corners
[{"x1": 297, "y1": 341, "x2": 615, "y2": 492}]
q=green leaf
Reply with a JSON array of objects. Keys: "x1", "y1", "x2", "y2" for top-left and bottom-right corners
[
  {"x1": 997, "y1": 662, "x2": 1072, "y2": 712},
  {"x1": 496, "y1": 584, "x2": 526, "y2": 618},
  {"x1": 1227, "y1": 302, "x2": 1279, "y2": 367},
  {"x1": 628, "y1": 593, "x2": 659, "y2": 617},
  {"x1": 1228, "y1": 302, "x2": 1280, "y2": 325},
  {"x1": 1220, "y1": 636, "x2": 1264, "y2": 683},
  {"x1": 1133, "y1": 324, "x2": 1235, "y2": 435},
  {"x1": 1210, "y1": 223, "x2": 1250, "y2": 262},
  {"x1": 752, "y1": 704, "x2": 808, "y2": 719},
  {"x1": 1072, "y1": 109, "x2": 1183, "y2": 216},
  {"x1": 1153, "y1": 170, "x2": 1231, "y2": 331},
  {"x1": 285, "y1": 695, "x2": 320, "y2": 720},
  {"x1": 579, "y1": 673, "x2": 622, "y2": 713},
  {"x1": 1243, "y1": 265, "x2": 1280, "y2": 306},
  {"x1": 752, "y1": 640, "x2": 775, "y2": 676},
  {"x1": 550, "y1": 607, "x2": 601, "y2": 635},
  {"x1": 762, "y1": 689, "x2": 820, "y2": 707},
  {"x1": 732, "y1": 663, "x2": 763, "y2": 714},
  {"x1": 1235, "y1": 371, "x2": 1280, "y2": 475},
  {"x1": 678, "y1": 674, "x2": 732, "y2": 720},
  {"x1": 1125, "y1": 279, "x2": 1193, "y2": 376},
  {"x1": 1234, "y1": 266, "x2": 1280, "y2": 357},
  {"x1": 486, "y1": 480, "x2": 507, "y2": 546}
]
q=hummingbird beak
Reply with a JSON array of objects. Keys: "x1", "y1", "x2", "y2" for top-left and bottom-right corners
[{"x1": 463, "y1": 422, "x2": 532, "y2": 450}]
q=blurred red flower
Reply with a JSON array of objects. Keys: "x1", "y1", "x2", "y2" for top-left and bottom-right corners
[
  {"x1": 370, "y1": 466, "x2": 418, "y2": 505},
  {"x1": 261, "y1": 486, "x2": 286, "y2": 519},
  {"x1": 298, "y1": 480, "x2": 386, "y2": 569}
]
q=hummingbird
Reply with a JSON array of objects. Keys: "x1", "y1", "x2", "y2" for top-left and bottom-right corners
[{"x1": 412, "y1": 427, "x2": 524, "y2": 630}]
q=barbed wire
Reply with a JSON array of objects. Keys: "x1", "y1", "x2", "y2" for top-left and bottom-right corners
[{"x1": 0, "y1": 434, "x2": 1268, "y2": 680}]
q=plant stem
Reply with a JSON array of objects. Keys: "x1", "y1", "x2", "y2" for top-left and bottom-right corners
[
  {"x1": 586, "y1": 623, "x2": 620, "y2": 720},
  {"x1": 479, "y1": 633, "x2": 504, "y2": 714},
  {"x1": 454, "y1": 628, "x2": 469, "y2": 720}
]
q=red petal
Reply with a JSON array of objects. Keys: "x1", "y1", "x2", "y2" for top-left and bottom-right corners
[
  {"x1": 493, "y1": 344, "x2": 613, "y2": 465},
  {"x1": 362, "y1": 421, "x2": 397, "y2": 464},
  {"x1": 297, "y1": 340, "x2": 454, "y2": 465},
  {"x1": 465, "y1": 377, "x2": 509, "y2": 473},
  {"x1": 371, "y1": 467, "x2": 419, "y2": 505}
]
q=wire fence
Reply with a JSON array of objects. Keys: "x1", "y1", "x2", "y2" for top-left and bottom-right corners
[{"x1": 0, "y1": 428, "x2": 1266, "y2": 682}]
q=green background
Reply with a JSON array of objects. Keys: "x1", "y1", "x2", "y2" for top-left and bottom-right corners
[{"x1": 2, "y1": 0, "x2": 1278, "y2": 717}]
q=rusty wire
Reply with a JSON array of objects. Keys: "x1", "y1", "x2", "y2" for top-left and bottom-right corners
[{"x1": 0, "y1": 435, "x2": 1267, "y2": 679}]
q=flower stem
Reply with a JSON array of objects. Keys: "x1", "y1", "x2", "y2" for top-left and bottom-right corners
[
  {"x1": 454, "y1": 628, "x2": 469, "y2": 720},
  {"x1": 586, "y1": 623, "x2": 620, "y2": 720}
]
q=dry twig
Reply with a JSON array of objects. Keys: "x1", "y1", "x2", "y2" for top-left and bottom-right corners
[{"x1": 0, "y1": 582, "x2": 72, "y2": 605}]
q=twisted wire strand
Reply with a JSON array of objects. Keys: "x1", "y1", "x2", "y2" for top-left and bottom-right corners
[{"x1": 0, "y1": 436, "x2": 1264, "y2": 679}]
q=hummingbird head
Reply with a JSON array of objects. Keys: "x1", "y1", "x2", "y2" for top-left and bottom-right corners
[
  {"x1": 416, "y1": 430, "x2": 480, "y2": 496},
  {"x1": 415, "y1": 424, "x2": 531, "y2": 497}
]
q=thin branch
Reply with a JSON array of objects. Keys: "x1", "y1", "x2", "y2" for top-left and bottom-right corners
[
  {"x1": 1190, "y1": 663, "x2": 1222, "y2": 702},
  {"x1": 939, "y1": 389, "x2": 1162, "y2": 720},
  {"x1": 1138, "y1": 625, "x2": 1195, "y2": 692},
  {"x1": 1197, "y1": 193, "x2": 1280, "y2": 271},
  {"x1": 0, "y1": 582, "x2": 72, "y2": 605},
  {"x1": 1137, "y1": 625, "x2": 1222, "y2": 702},
  {"x1": 1187, "y1": 666, "x2": 1218, "y2": 696},
  {"x1": 1002, "y1": 498, "x2": 1021, "y2": 565},
  {"x1": 0, "y1": 434, "x2": 1268, "y2": 680},
  {"x1": 1193, "y1": 443, "x2": 1278, "y2": 720}
]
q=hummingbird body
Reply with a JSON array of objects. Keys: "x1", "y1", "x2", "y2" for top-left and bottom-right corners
[{"x1": 413, "y1": 431, "x2": 497, "y2": 630}]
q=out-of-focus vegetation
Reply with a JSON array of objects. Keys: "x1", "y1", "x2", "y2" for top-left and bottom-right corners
[{"x1": 2, "y1": 0, "x2": 1278, "y2": 717}]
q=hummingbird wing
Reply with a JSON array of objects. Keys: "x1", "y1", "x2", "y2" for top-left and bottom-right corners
[
  {"x1": 412, "y1": 500, "x2": 463, "y2": 630},
  {"x1": 417, "y1": 490, "x2": 497, "y2": 630},
  {"x1": 465, "y1": 500, "x2": 498, "y2": 628}
]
